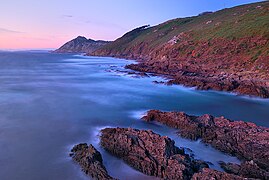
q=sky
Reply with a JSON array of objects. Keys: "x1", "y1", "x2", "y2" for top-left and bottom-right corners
[{"x1": 0, "y1": 0, "x2": 263, "y2": 49}]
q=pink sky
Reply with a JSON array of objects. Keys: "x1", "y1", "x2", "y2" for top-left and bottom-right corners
[
  {"x1": 0, "y1": 30, "x2": 113, "y2": 50},
  {"x1": 0, "y1": 33, "x2": 63, "y2": 49}
]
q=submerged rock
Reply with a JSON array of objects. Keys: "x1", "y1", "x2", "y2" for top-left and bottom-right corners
[
  {"x1": 142, "y1": 110, "x2": 269, "y2": 179},
  {"x1": 70, "y1": 143, "x2": 116, "y2": 180}
]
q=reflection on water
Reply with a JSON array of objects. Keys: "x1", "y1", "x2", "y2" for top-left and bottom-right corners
[{"x1": 0, "y1": 51, "x2": 268, "y2": 180}]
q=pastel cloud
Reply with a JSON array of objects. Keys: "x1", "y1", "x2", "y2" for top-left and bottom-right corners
[{"x1": 0, "y1": 28, "x2": 23, "y2": 34}]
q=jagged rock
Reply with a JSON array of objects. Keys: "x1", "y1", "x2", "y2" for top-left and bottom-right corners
[
  {"x1": 191, "y1": 168, "x2": 246, "y2": 180},
  {"x1": 70, "y1": 143, "x2": 116, "y2": 180},
  {"x1": 143, "y1": 110, "x2": 269, "y2": 179},
  {"x1": 220, "y1": 161, "x2": 269, "y2": 180},
  {"x1": 100, "y1": 127, "x2": 209, "y2": 180}
]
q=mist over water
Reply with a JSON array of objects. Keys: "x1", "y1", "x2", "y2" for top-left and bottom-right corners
[{"x1": 0, "y1": 51, "x2": 268, "y2": 180}]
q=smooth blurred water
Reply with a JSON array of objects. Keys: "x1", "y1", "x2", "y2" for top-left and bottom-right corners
[{"x1": 0, "y1": 51, "x2": 268, "y2": 180}]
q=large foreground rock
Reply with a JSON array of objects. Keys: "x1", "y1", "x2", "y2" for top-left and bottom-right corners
[
  {"x1": 143, "y1": 110, "x2": 269, "y2": 179},
  {"x1": 100, "y1": 127, "x2": 210, "y2": 180},
  {"x1": 70, "y1": 143, "x2": 116, "y2": 180}
]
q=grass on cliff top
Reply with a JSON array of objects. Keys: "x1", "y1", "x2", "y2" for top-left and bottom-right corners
[{"x1": 100, "y1": 1, "x2": 269, "y2": 52}]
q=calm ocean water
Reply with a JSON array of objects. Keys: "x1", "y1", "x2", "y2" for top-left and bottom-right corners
[{"x1": 0, "y1": 51, "x2": 268, "y2": 180}]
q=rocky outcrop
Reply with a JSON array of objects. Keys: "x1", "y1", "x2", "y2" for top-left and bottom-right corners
[
  {"x1": 55, "y1": 36, "x2": 110, "y2": 54},
  {"x1": 142, "y1": 110, "x2": 269, "y2": 179},
  {"x1": 191, "y1": 168, "x2": 245, "y2": 180},
  {"x1": 70, "y1": 128, "x2": 260, "y2": 179},
  {"x1": 126, "y1": 63, "x2": 269, "y2": 98},
  {"x1": 220, "y1": 161, "x2": 269, "y2": 180},
  {"x1": 100, "y1": 127, "x2": 210, "y2": 180},
  {"x1": 70, "y1": 143, "x2": 116, "y2": 180}
]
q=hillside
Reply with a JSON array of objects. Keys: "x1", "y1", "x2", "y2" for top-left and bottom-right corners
[
  {"x1": 92, "y1": 1, "x2": 269, "y2": 97},
  {"x1": 55, "y1": 36, "x2": 110, "y2": 54}
]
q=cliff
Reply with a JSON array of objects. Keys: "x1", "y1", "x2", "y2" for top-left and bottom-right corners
[
  {"x1": 92, "y1": 1, "x2": 269, "y2": 97},
  {"x1": 55, "y1": 36, "x2": 110, "y2": 54}
]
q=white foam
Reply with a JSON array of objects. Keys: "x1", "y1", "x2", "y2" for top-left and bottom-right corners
[{"x1": 129, "y1": 110, "x2": 148, "y2": 119}]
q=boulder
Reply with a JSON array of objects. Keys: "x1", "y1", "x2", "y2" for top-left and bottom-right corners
[
  {"x1": 70, "y1": 143, "x2": 116, "y2": 180},
  {"x1": 100, "y1": 127, "x2": 209, "y2": 180}
]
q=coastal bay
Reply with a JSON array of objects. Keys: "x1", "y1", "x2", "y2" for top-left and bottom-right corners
[{"x1": 0, "y1": 51, "x2": 268, "y2": 179}]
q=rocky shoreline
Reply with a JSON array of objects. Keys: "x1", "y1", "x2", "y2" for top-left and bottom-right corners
[
  {"x1": 142, "y1": 110, "x2": 269, "y2": 179},
  {"x1": 90, "y1": 46, "x2": 269, "y2": 98},
  {"x1": 70, "y1": 110, "x2": 268, "y2": 179},
  {"x1": 66, "y1": 62, "x2": 269, "y2": 179},
  {"x1": 72, "y1": 128, "x2": 250, "y2": 180},
  {"x1": 126, "y1": 63, "x2": 269, "y2": 98}
]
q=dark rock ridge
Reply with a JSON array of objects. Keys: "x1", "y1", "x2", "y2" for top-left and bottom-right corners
[
  {"x1": 126, "y1": 58, "x2": 269, "y2": 98},
  {"x1": 100, "y1": 127, "x2": 247, "y2": 180},
  {"x1": 142, "y1": 110, "x2": 269, "y2": 179},
  {"x1": 55, "y1": 36, "x2": 110, "y2": 54},
  {"x1": 220, "y1": 161, "x2": 269, "y2": 179},
  {"x1": 191, "y1": 168, "x2": 246, "y2": 180},
  {"x1": 92, "y1": 1, "x2": 269, "y2": 98},
  {"x1": 70, "y1": 143, "x2": 116, "y2": 180}
]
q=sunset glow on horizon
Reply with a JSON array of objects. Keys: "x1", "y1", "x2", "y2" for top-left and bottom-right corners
[{"x1": 0, "y1": 0, "x2": 263, "y2": 49}]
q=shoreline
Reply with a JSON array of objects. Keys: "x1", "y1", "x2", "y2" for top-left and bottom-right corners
[
  {"x1": 125, "y1": 61, "x2": 269, "y2": 98},
  {"x1": 87, "y1": 53, "x2": 269, "y2": 99}
]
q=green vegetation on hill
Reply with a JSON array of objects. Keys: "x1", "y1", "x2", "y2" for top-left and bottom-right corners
[
  {"x1": 90, "y1": 1, "x2": 269, "y2": 98},
  {"x1": 94, "y1": 1, "x2": 269, "y2": 58}
]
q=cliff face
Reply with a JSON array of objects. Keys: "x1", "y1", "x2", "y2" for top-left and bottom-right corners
[
  {"x1": 92, "y1": 1, "x2": 269, "y2": 97},
  {"x1": 55, "y1": 36, "x2": 110, "y2": 54}
]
